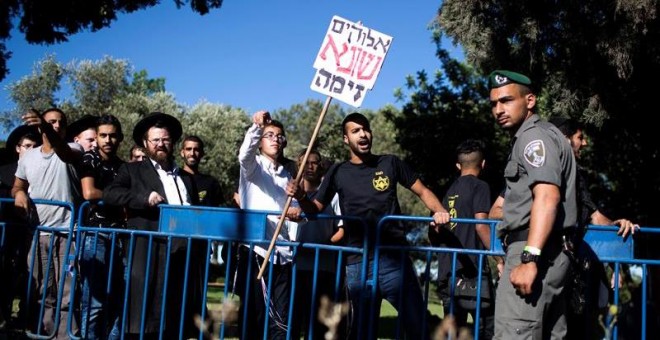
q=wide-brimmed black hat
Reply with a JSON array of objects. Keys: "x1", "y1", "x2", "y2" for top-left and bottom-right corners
[
  {"x1": 6, "y1": 125, "x2": 41, "y2": 150},
  {"x1": 66, "y1": 114, "x2": 99, "y2": 142},
  {"x1": 132, "y1": 112, "x2": 183, "y2": 146},
  {"x1": 3, "y1": 125, "x2": 41, "y2": 163}
]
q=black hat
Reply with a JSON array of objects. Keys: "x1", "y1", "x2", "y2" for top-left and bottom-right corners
[
  {"x1": 6, "y1": 125, "x2": 41, "y2": 150},
  {"x1": 66, "y1": 114, "x2": 99, "y2": 142},
  {"x1": 488, "y1": 70, "x2": 532, "y2": 90},
  {"x1": 132, "y1": 112, "x2": 183, "y2": 146}
]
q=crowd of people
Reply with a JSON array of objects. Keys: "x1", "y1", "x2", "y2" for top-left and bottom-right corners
[{"x1": 0, "y1": 68, "x2": 645, "y2": 340}]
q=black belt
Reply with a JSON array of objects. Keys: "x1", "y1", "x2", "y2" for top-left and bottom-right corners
[
  {"x1": 501, "y1": 228, "x2": 565, "y2": 251},
  {"x1": 501, "y1": 228, "x2": 529, "y2": 249}
]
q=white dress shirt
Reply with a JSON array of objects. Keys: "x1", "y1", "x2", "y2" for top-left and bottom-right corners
[
  {"x1": 238, "y1": 123, "x2": 298, "y2": 264},
  {"x1": 151, "y1": 160, "x2": 191, "y2": 206}
]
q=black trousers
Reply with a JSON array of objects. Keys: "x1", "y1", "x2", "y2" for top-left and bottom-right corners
[{"x1": 235, "y1": 246, "x2": 291, "y2": 340}]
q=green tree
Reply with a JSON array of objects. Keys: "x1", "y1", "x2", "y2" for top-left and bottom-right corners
[
  {"x1": 5, "y1": 54, "x2": 181, "y2": 156},
  {"x1": 272, "y1": 99, "x2": 349, "y2": 164},
  {"x1": 0, "y1": 0, "x2": 223, "y2": 82},
  {"x1": 2, "y1": 54, "x2": 63, "y2": 129},
  {"x1": 436, "y1": 0, "x2": 660, "y2": 224},
  {"x1": 180, "y1": 102, "x2": 250, "y2": 202},
  {"x1": 393, "y1": 45, "x2": 505, "y2": 205}
]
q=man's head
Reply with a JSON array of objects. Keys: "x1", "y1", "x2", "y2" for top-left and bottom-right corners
[
  {"x1": 549, "y1": 117, "x2": 587, "y2": 159},
  {"x1": 67, "y1": 114, "x2": 99, "y2": 151},
  {"x1": 455, "y1": 139, "x2": 485, "y2": 172},
  {"x1": 297, "y1": 148, "x2": 324, "y2": 183},
  {"x1": 342, "y1": 112, "x2": 372, "y2": 158},
  {"x1": 96, "y1": 114, "x2": 123, "y2": 158},
  {"x1": 133, "y1": 112, "x2": 183, "y2": 164},
  {"x1": 259, "y1": 120, "x2": 287, "y2": 161},
  {"x1": 180, "y1": 135, "x2": 205, "y2": 170},
  {"x1": 129, "y1": 145, "x2": 146, "y2": 162},
  {"x1": 7, "y1": 124, "x2": 41, "y2": 160},
  {"x1": 488, "y1": 70, "x2": 536, "y2": 131},
  {"x1": 41, "y1": 108, "x2": 67, "y2": 138}
]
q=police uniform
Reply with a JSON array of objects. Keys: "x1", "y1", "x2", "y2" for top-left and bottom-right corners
[{"x1": 490, "y1": 70, "x2": 578, "y2": 339}]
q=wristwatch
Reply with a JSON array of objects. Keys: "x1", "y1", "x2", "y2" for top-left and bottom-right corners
[{"x1": 520, "y1": 250, "x2": 540, "y2": 264}]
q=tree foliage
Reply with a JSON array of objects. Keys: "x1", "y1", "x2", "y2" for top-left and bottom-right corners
[
  {"x1": 180, "y1": 102, "x2": 250, "y2": 202},
  {"x1": 272, "y1": 99, "x2": 349, "y2": 163},
  {"x1": 434, "y1": 0, "x2": 660, "y2": 224},
  {"x1": 0, "y1": 0, "x2": 223, "y2": 82},
  {"x1": 392, "y1": 45, "x2": 507, "y2": 204},
  {"x1": 4, "y1": 54, "x2": 249, "y2": 202}
]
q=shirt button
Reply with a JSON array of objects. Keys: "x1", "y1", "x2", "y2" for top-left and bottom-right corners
[{"x1": 516, "y1": 328, "x2": 522, "y2": 335}]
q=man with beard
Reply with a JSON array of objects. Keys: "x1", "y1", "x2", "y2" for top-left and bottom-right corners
[
  {"x1": 77, "y1": 114, "x2": 126, "y2": 339},
  {"x1": 103, "y1": 112, "x2": 200, "y2": 339},
  {"x1": 180, "y1": 135, "x2": 223, "y2": 207},
  {"x1": 179, "y1": 135, "x2": 224, "y2": 267},
  {"x1": 548, "y1": 117, "x2": 638, "y2": 340},
  {"x1": 289, "y1": 112, "x2": 451, "y2": 340}
]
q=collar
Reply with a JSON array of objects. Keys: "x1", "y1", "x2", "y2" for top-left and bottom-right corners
[
  {"x1": 150, "y1": 158, "x2": 180, "y2": 175},
  {"x1": 513, "y1": 113, "x2": 541, "y2": 141}
]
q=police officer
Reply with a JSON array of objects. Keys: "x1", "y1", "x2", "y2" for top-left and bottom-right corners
[{"x1": 488, "y1": 70, "x2": 578, "y2": 339}]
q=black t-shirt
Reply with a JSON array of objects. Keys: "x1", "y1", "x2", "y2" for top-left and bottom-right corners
[
  {"x1": 316, "y1": 154, "x2": 418, "y2": 263},
  {"x1": 435, "y1": 175, "x2": 491, "y2": 282},
  {"x1": 192, "y1": 172, "x2": 223, "y2": 207},
  {"x1": 0, "y1": 162, "x2": 20, "y2": 223},
  {"x1": 576, "y1": 165, "x2": 598, "y2": 229},
  {"x1": 78, "y1": 149, "x2": 125, "y2": 226}
]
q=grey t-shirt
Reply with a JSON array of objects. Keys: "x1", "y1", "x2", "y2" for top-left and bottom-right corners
[{"x1": 15, "y1": 143, "x2": 83, "y2": 233}]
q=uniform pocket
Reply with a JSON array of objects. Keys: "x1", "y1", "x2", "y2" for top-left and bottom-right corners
[
  {"x1": 505, "y1": 318, "x2": 537, "y2": 339},
  {"x1": 504, "y1": 161, "x2": 520, "y2": 181}
]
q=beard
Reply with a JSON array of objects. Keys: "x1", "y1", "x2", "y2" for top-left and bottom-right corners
[{"x1": 147, "y1": 146, "x2": 171, "y2": 163}]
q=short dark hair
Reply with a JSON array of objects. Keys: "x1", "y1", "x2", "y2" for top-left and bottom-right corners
[
  {"x1": 297, "y1": 148, "x2": 322, "y2": 164},
  {"x1": 264, "y1": 120, "x2": 286, "y2": 136},
  {"x1": 549, "y1": 117, "x2": 582, "y2": 138},
  {"x1": 97, "y1": 114, "x2": 123, "y2": 133},
  {"x1": 456, "y1": 139, "x2": 485, "y2": 166},
  {"x1": 181, "y1": 135, "x2": 205, "y2": 150},
  {"x1": 18, "y1": 133, "x2": 41, "y2": 146},
  {"x1": 41, "y1": 107, "x2": 67, "y2": 124},
  {"x1": 342, "y1": 112, "x2": 371, "y2": 135}
]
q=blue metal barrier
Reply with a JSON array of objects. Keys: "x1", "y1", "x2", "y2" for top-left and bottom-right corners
[
  {"x1": 0, "y1": 197, "x2": 78, "y2": 339},
  {"x1": 3, "y1": 198, "x2": 659, "y2": 339}
]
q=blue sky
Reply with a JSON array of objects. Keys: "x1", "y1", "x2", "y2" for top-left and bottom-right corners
[{"x1": 1, "y1": 0, "x2": 462, "y2": 137}]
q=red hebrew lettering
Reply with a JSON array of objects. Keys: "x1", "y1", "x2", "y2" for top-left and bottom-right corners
[
  {"x1": 336, "y1": 46, "x2": 361, "y2": 76},
  {"x1": 356, "y1": 53, "x2": 383, "y2": 81},
  {"x1": 319, "y1": 34, "x2": 349, "y2": 67}
]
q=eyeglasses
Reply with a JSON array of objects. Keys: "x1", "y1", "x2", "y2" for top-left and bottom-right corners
[
  {"x1": 262, "y1": 132, "x2": 286, "y2": 143},
  {"x1": 147, "y1": 138, "x2": 172, "y2": 146}
]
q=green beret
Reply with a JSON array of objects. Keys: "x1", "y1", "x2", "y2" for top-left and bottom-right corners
[{"x1": 488, "y1": 70, "x2": 532, "y2": 89}]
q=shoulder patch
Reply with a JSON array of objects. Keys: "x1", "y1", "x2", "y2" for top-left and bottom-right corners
[{"x1": 524, "y1": 140, "x2": 546, "y2": 167}]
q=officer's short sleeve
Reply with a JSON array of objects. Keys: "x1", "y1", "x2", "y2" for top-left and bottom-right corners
[{"x1": 517, "y1": 127, "x2": 562, "y2": 186}]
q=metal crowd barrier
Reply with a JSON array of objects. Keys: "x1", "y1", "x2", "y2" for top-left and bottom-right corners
[
  {"x1": 0, "y1": 197, "x2": 77, "y2": 339},
  {"x1": 1, "y1": 198, "x2": 658, "y2": 339}
]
